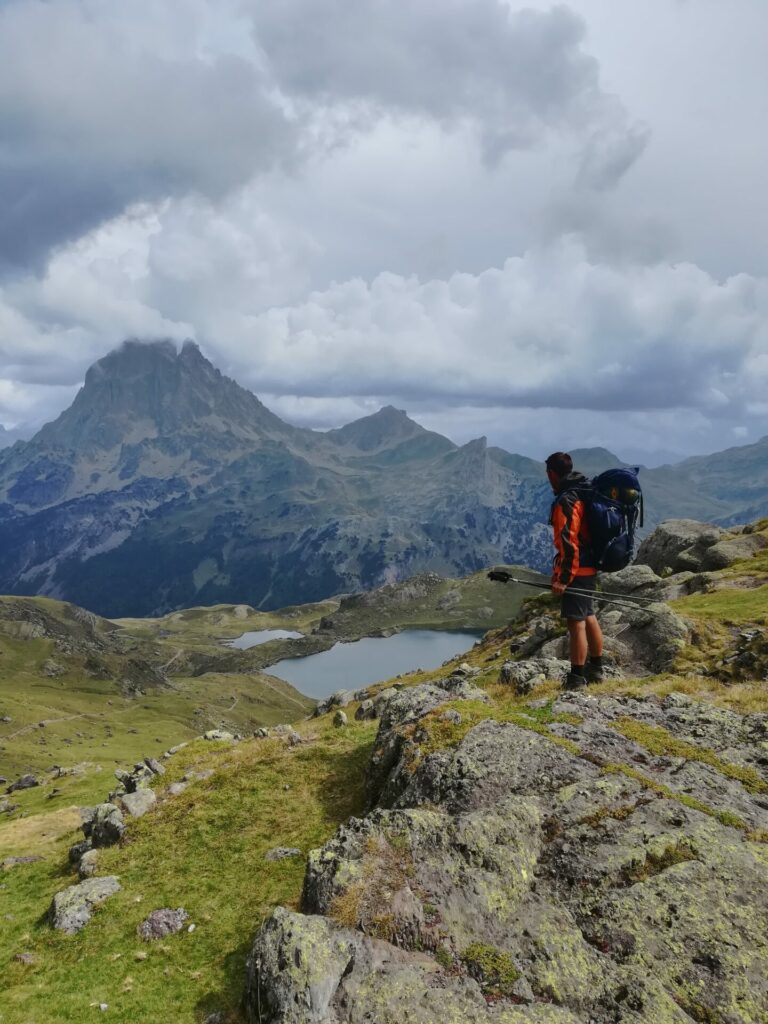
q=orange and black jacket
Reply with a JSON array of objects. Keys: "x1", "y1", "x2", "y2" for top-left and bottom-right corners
[{"x1": 550, "y1": 472, "x2": 596, "y2": 586}]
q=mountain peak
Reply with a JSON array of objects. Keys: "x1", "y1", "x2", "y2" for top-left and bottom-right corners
[
  {"x1": 326, "y1": 405, "x2": 428, "y2": 452},
  {"x1": 33, "y1": 338, "x2": 289, "y2": 453}
]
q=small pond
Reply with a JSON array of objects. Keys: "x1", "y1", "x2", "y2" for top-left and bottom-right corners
[
  {"x1": 267, "y1": 629, "x2": 482, "y2": 699},
  {"x1": 224, "y1": 628, "x2": 304, "y2": 649}
]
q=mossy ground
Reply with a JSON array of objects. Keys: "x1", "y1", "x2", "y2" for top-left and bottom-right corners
[{"x1": 1, "y1": 719, "x2": 376, "y2": 1024}]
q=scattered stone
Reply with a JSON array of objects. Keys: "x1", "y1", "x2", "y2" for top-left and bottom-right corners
[
  {"x1": 41, "y1": 659, "x2": 65, "y2": 677},
  {"x1": 167, "y1": 782, "x2": 189, "y2": 797},
  {"x1": 6, "y1": 774, "x2": 38, "y2": 794},
  {"x1": 137, "y1": 908, "x2": 189, "y2": 941},
  {"x1": 117, "y1": 789, "x2": 157, "y2": 818},
  {"x1": 78, "y1": 849, "x2": 99, "y2": 879},
  {"x1": 355, "y1": 699, "x2": 376, "y2": 721},
  {"x1": 333, "y1": 710, "x2": 348, "y2": 728},
  {"x1": 69, "y1": 839, "x2": 92, "y2": 865},
  {"x1": 273, "y1": 724, "x2": 302, "y2": 745},
  {"x1": 439, "y1": 709, "x2": 462, "y2": 725},
  {"x1": 84, "y1": 803, "x2": 125, "y2": 848},
  {"x1": 50, "y1": 876, "x2": 121, "y2": 933},
  {"x1": 2, "y1": 855, "x2": 43, "y2": 871},
  {"x1": 144, "y1": 757, "x2": 165, "y2": 775},
  {"x1": 265, "y1": 847, "x2": 302, "y2": 861},
  {"x1": 499, "y1": 657, "x2": 569, "y2": 694},
  {"x1": 203, "y1": 729, "x2": 234, "y2": 742},
  {"x1": 14, "y1": 952, "x2": 35, "y2": 965},
  {"x1": 253, "y1": 727, "x2": 271, "y2": 739}
]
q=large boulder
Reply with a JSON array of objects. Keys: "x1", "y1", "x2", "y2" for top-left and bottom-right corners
[
  {"x1": 50, "y1": 876, "x2": 121, "y2": 933},
  {"x1": 635, "y1": 520, "x2": 725, "y2": 574}
]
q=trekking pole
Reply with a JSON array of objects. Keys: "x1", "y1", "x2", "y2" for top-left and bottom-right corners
[{"x1": 487, "y1": 571, "x2": 661, "y2": 611}]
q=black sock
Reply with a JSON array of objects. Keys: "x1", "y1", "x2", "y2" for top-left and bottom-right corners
[
  {"x1": 589, "y1": 655, "x2": 603, "y2": 667},
  {"x1": 571, "y1": 663, "x2": 586, "y2": 677}
]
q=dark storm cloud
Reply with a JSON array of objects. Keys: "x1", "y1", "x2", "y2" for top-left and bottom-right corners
[
  {"x1": 0, "y1": 0, "x2": 294, "y2": 273},
  {"x1": 250, "y1": 0, "x2": 646, "y2": 169}
]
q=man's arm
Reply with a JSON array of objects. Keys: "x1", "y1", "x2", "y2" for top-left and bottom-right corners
[{"x1": 552, "y1": 494, "x2": 582, "y2": 589}]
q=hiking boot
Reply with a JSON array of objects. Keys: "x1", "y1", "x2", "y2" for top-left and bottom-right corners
[
  {"x1": 562, "y1": 671, "x2": 588, "y2": 691},
  {"x1": 585, "y1": 662, "x2": 604, "y2": 683}
]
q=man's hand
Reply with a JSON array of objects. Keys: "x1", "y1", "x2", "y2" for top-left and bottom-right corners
[
  {"x1": 552, "y1": 580, "x2": 567, "y2": 595},
  {"x1": 487, "y1": 569, "x2": 511, "y2": 583}
]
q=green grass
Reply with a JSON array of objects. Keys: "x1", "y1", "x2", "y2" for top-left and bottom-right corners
[
  {"x1": 671, "y1": 584, "x2": 768, "y2": 623},
  {"x1": 0, "y1": 718, "x2": 377, "y2": 1024}
]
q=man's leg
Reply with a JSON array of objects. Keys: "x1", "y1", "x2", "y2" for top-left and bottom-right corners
[
  {"x1": 567, "y1": 618, "x2": 588, "y2": 666},
  {"x1": 585, "y1": 615, "x2": 603, "y2": 657},
  {"x1": 585, "y1": 614, "x2": 604, "y2": 681}
]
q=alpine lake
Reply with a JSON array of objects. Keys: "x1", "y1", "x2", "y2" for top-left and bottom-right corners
[{"x1": 226, "y1": 628, "x2": 483, "y2": 699}]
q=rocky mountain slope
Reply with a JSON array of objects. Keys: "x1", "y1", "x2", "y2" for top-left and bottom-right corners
[
  {"x1": 0, "y1": 340, "x2": 765, "y2": 617},
  {"x1": 2, "y1": 518, "x2": 767, "y2": 1023}
]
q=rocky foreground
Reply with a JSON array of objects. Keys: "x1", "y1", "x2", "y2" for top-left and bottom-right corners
[{"x1": 246, "y1": 521, "x2": 768, "y2": 1024}]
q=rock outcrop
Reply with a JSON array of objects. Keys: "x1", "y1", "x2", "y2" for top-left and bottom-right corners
[
  {"x1": 246, "y1": 672, "x2": 768, "y2": 1023},
  {"x1": 636, "y1": 519, "x2": 767, "y2": 576}
]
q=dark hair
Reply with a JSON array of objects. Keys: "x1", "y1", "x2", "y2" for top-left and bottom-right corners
[{"x1": 545, "y1": 451, "x2": 572, "y2": 478}]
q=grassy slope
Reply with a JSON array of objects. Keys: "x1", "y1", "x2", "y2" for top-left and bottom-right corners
[{"x1": 4, "y1": 541, "x2": 768, "y2": 1023}]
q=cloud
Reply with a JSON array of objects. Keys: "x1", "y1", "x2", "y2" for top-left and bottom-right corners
[
  {"x1": 250, "y1": 0, "x2": 646, "y2": 174},
  {"x1": 227, "y1": 241, "x2": 767, "y2": 419},
  {"x1": 0, "y1": 0, "x2": 294, "y2": 272}
]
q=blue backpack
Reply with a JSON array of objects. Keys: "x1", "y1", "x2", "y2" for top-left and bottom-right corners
[{"x1": 585, "y1": 468, "x2": 643, "y2": 572}]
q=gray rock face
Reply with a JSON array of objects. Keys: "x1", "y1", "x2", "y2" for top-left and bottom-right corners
[
  {"x1": 366, "y1": 677, "x2": 489, "y2": 809},
  {"x1": 50, "y1": 876, "x2": 121, "y2": 933},
  {"x1": 137, "y1": 907, "x2": 189, "y2": 940},
  {"x1": 248, "y1": 679, "x2": 768, "y2": 1024}
]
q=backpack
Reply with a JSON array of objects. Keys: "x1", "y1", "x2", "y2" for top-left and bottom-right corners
[{"x1": 584, "y1": 467, "x2": 643, "y2": 573}]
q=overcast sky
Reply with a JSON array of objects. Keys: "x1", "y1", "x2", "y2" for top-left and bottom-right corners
[{"x1": 0, "y1": 0, "x2": 766, "y2": 463}]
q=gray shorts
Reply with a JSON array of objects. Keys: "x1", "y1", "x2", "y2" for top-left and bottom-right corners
[{"x1": 560, "y1": 576, "x2": 597, "y2": 621}]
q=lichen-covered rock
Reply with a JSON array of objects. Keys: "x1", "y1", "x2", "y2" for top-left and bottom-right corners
[
  {"x1": 78, "y1": 849, "x2": 99, "y2": 879},
  {"x1": 50, "y1": 876, "x2": 121, "y2": 933},
  {"x1": 635, "y1": 519, "x2": 725, "y2": 574},
  {"x1": 499, "y1": 658, "x2": 569, "y2": 694},
  {"x1": 700, "y1": 532, "x2": 768, "y2": 570},
  {"x1": 137, "y1": 907, "x2": 189, "y2": 940},
  {"x1": 266, "y1": 846, "x2": 302, "y2": 861},
  {"x1": 204, "y1": 729, "x2": 234, "y2": 742},
  {"x1": 84, "y1": 803, "x2": 125, "y2": 848},
  {"x1": 333, "y1": 710, "x2": 348, "y2": 728},
  {"x1": 245, "y1": 907, "x2": 584, "y2": 1024},
  {"x1": 117, "y1": 788, "x2": 156, "y2": 818},
  {"x1": 250, "y1": 686, "x2": 768, "y2": 1024},
  {"x1": 366, "y1": 679, "x2": 489, "y2": 808},
  {"x1": 354, "y1": 699, "x2": 376, "y2": 721}
]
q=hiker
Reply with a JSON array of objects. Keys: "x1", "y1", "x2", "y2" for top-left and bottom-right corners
[{"x1": 546, "y1": 452, "x2": 604, "y2": 689}]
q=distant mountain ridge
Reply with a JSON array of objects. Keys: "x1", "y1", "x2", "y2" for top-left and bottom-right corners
[{"x1": 0, "y1": 339, "x2": 765, "y2": 616}]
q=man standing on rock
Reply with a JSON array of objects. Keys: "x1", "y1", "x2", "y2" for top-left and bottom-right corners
[{"x1": 546, "y1": 452, "x2": 604, "y2": 689}]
